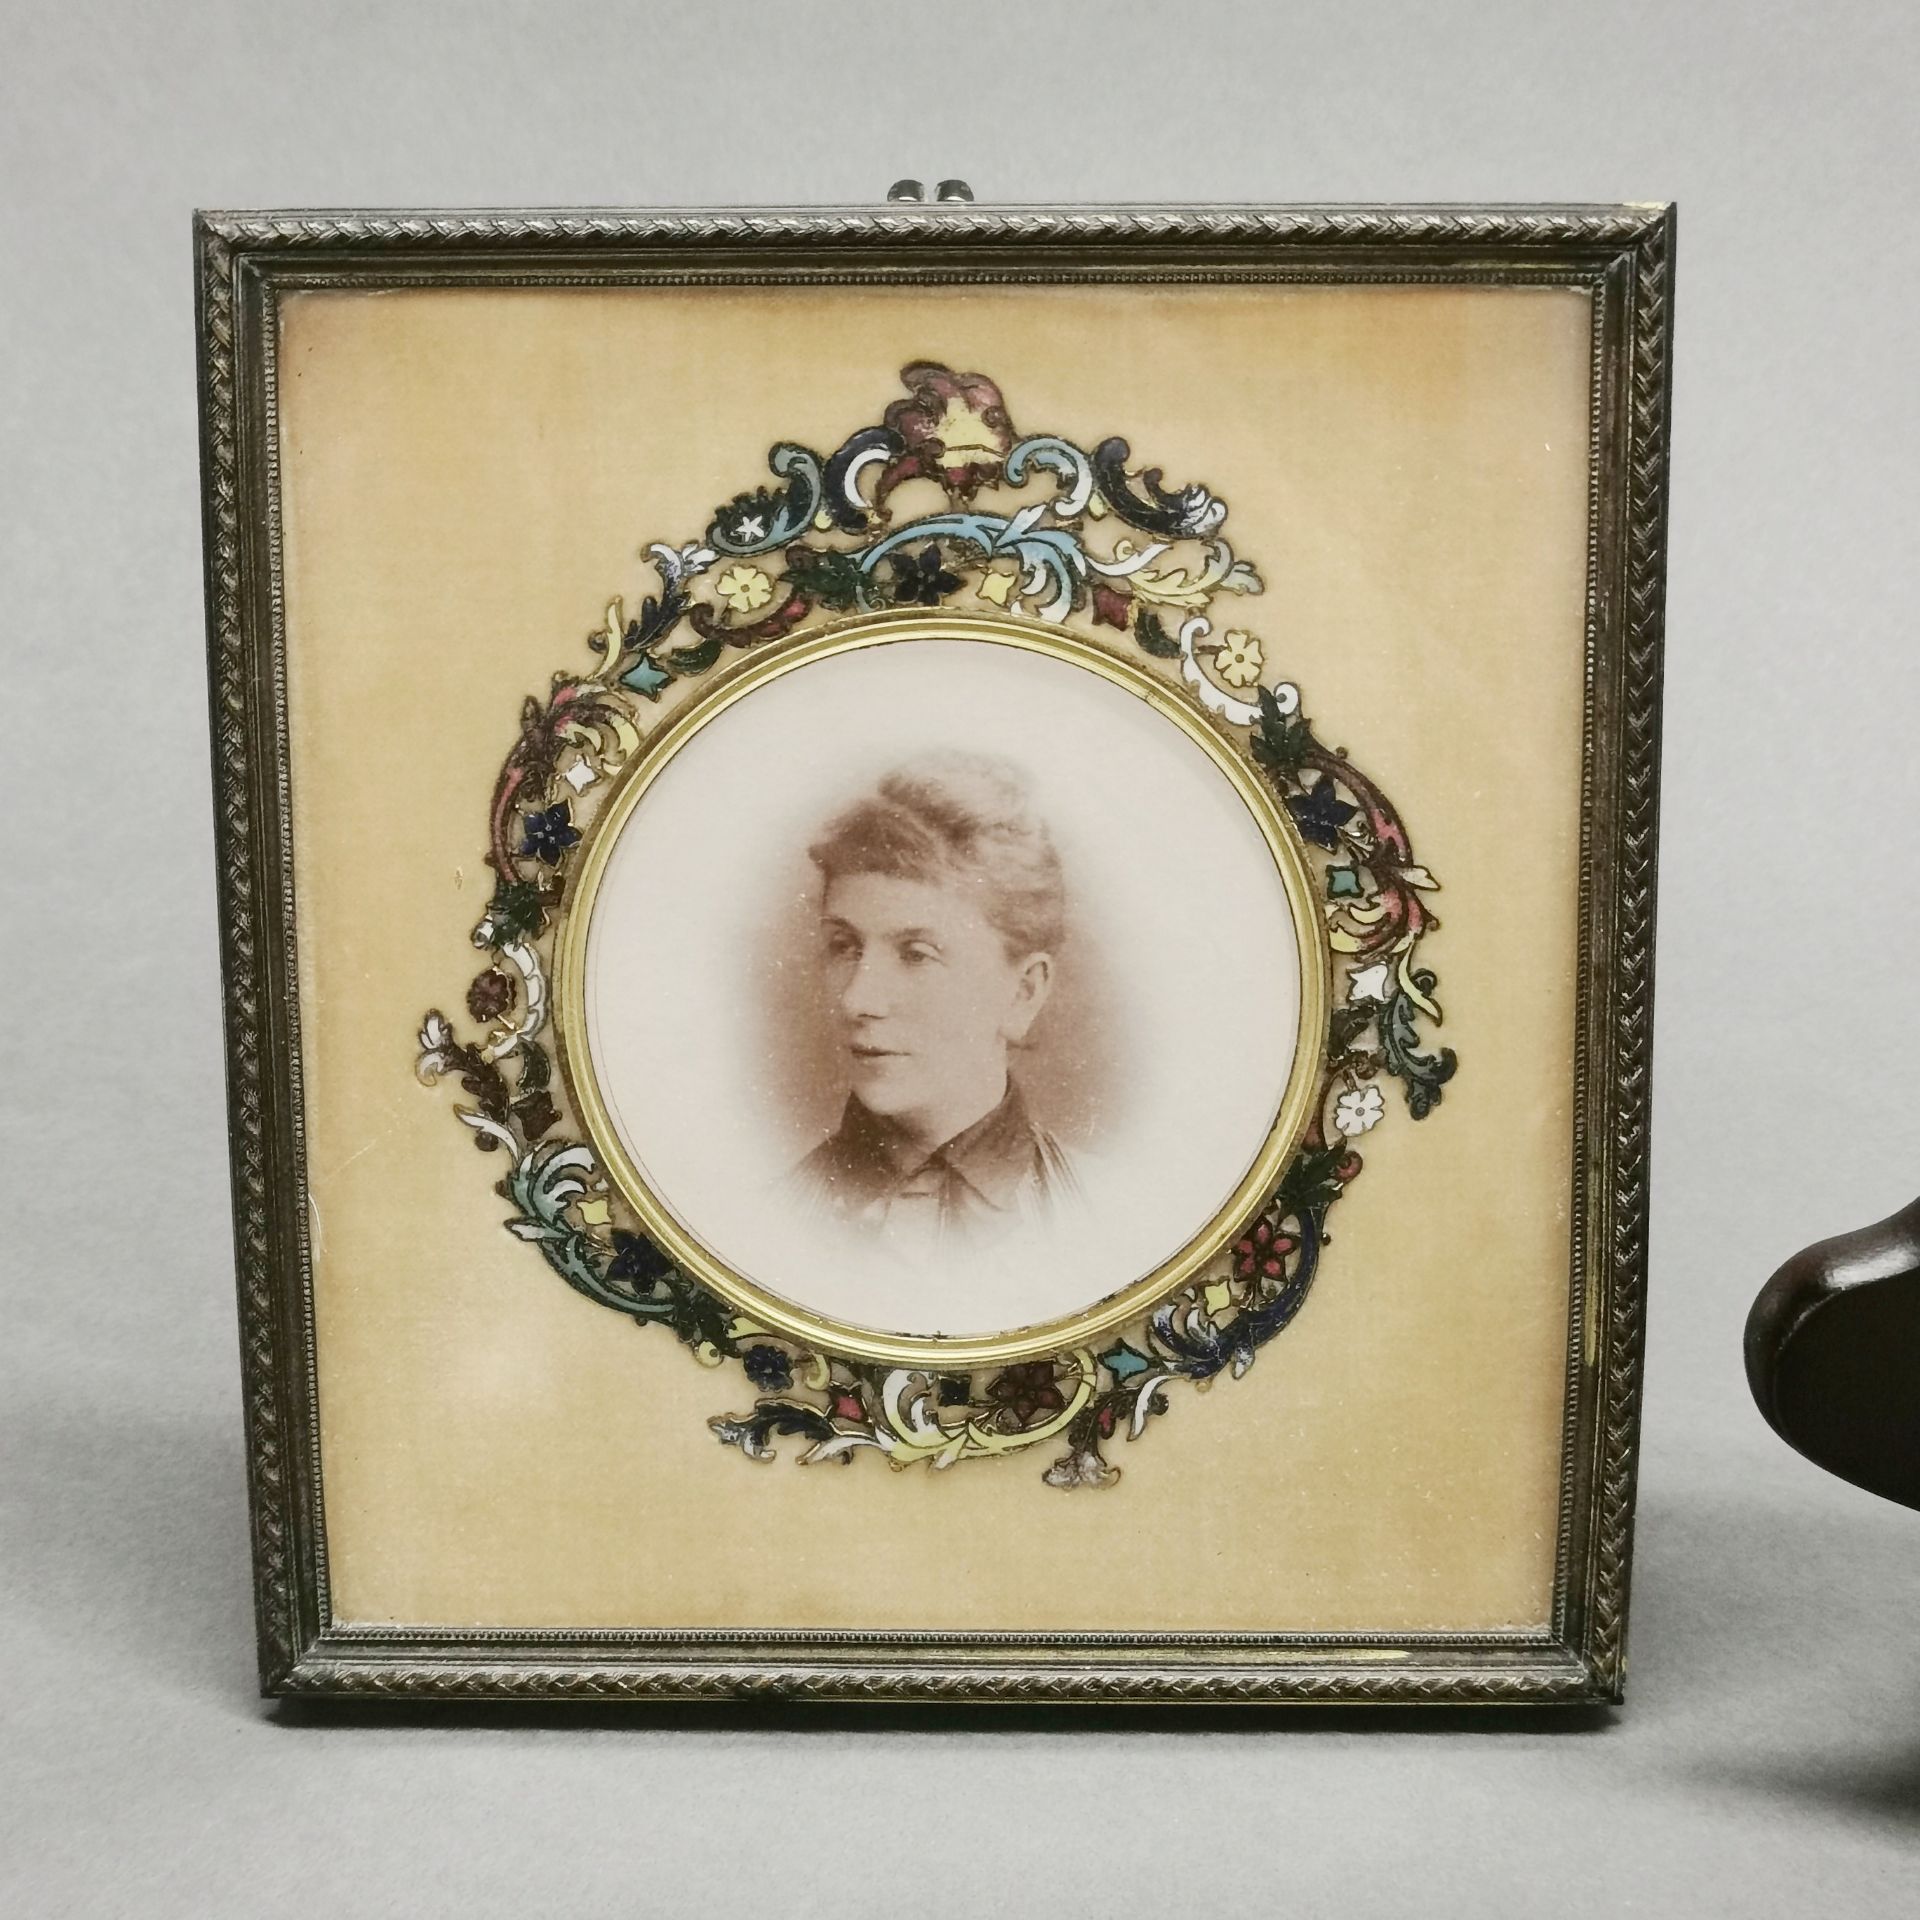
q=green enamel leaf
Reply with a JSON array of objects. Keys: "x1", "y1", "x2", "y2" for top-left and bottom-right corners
[
  {"x1": 1276, "y1": 1144, "x2": 1348, "y2": 1218},
  {"x1": 486, "y1": 880, "x2": 547, "y2": 946},
  {"x1": 1251, "y1": 686, "x2": 1313, "y2": 780},
  {"x1": 662, "y1": 637, "x2": 724, "y2": 676},
  {"x1": 783, "y1": 546, "x2": 865, "y2": 610},
  {"x1": 516, "y1": 1039, "x2": 551, "y2": 1096},
  {"x1": 1134, "y1": 608, "x2": 1184, "y2": 659}
]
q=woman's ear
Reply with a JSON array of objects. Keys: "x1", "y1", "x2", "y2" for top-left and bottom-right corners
[{"x1": 1002, "y1": 951, "x2": 1054, "y2": 1043}]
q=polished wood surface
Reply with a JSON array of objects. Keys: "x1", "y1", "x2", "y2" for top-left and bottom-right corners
[{"x1": 1746, "y1": 1198, "x2": 1920, "y2": 1510}]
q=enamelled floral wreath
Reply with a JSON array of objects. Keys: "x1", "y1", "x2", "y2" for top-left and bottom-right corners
[{"x1": 416, "y1": 362, "x2": 1457, "y2": 1489}]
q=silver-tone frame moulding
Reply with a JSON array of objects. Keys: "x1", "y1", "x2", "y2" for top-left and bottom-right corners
[{"x1": 195, "y1": 200, "x2": 1674, "y2": 1707}]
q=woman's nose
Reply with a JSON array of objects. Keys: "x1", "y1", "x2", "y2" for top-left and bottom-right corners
[{"x1": 840, "y1": 949, "x2": 892, "y2": 1017}]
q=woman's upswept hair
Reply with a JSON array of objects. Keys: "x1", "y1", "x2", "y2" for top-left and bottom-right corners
[{"x1": 809, "y1": 751, "x2": 1066, "y2": 958}]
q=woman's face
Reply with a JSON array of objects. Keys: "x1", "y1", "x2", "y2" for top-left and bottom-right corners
[{"x1": 820, "y1": 868, "x2": 1052, "y2": 1139}]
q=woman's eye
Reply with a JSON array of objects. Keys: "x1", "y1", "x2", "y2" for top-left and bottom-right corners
[{"x1": 900, "y1": 942, "x2": 940, "y2": 966}]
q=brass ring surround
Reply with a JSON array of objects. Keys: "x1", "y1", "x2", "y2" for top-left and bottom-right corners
[{"x1": 554, "y1": 607, "x2": 1332, "y2": 1370}]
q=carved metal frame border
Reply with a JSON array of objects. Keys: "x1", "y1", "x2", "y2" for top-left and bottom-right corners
[{"x1": 195, "y1": 202, "x2": 1674, "y2": 1706}]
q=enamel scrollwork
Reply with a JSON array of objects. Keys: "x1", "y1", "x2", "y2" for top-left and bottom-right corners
[{"x1": 416, "y1": 362, "x2": 1457, "y2": 1488}]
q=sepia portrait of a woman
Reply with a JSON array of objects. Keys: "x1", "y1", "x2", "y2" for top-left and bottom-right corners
[
  {"x1": 577, "y1": 632, "x2": 1305, "y2": 1338},
  {"x1": 783, "y1": 751, "x2": 1095, "y2": 1267}
]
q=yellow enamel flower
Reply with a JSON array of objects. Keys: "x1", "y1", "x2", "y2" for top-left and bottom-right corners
[
  {"x1": 1215, "y1": 629, "x2": 1264, "y2": 688},
  {"x1": 976, "y1": 566, "x2": 1017, "y2": 607},
  {"x1": 715, "y1": 563, "x2": 775, "y2": 614}
]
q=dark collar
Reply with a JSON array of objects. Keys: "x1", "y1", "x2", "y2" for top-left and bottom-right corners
[{"x1": 824, "y1": 1078, "x2": 1039, "y2": 1213}]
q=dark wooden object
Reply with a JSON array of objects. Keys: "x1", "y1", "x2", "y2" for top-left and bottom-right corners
[{"x1": 1746, "y1": 1198, "x2": 1920, "y2": 1510}]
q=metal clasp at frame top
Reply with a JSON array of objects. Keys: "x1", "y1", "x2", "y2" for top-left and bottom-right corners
[{"x1": 887, "y1": 179, "x2": 974, "y2": 203}]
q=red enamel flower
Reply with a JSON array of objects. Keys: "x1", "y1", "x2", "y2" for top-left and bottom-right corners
[
  {"x1": 986, "y1": 1362, "x2": 1066, "y2": 1428},
  {"x1": 880, "y1": 362, "x2": 1015, "y2": 504},
  {"x1": 1232, "y1": 1219, "x2": 1298, "y2": 1284},
  {"x1": 465, "y1": 968, "x2": 515, "y2": 1022}
]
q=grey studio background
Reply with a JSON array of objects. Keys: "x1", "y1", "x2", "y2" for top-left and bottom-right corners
[{"x1": 4, "y1": 1, "x2": 1918, "y2": 1913}]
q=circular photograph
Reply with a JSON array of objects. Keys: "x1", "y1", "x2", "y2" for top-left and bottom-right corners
[{"x1": 571, "y1": 621, "x2": 1316, "y2": 1342}]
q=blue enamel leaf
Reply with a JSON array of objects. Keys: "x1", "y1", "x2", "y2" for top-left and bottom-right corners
[
  {"x1": 1098, "y1": 1342, "x2": 1154, "y2": 1382},
  {"x1": 619, "y1": 652, "x2": 671, "y2": 699}
]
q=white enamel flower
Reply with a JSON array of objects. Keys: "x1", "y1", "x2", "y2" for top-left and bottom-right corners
[
  {"x1": 1348, "y1": 962, "x2": 1394, "y2": 1004},
  {"x1": 1333, "y1": 1085, "x2": 1386, "y2": 1136}
]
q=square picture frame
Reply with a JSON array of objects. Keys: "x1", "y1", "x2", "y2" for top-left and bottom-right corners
[{"x1": 196, "y1": 200, "x2": 1674, "y2": 1705}]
